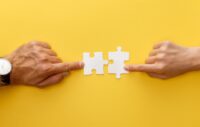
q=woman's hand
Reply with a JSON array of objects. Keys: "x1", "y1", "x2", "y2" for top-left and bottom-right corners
[{"x1": 125, "y1": 41, "x2": 200, "y2": 79}]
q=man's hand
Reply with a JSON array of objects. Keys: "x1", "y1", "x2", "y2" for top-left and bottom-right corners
[
  {"x1": 125, "y1": 41, "x2": 200, "y2": 79},
  {"x1": 5, "y1": 41, "x2": 84, "y2": 87}
]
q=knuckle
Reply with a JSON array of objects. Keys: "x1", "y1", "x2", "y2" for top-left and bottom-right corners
[
  {"x1": 29, "y1": 41, "x2": 40, "y2": 46},
  {"x1": 161, "y1": 48, "x2": 167, "y2": 53},
  {"x1": 163, "y1": 41, "x2": 173, "y2": 47},
  {"x1": 160, "y1": 45, "x2": 170, "y2": 52},
  {"x1": 34, "y1": 47, "x2": 43, "y2": 52},
  {"x1": 164, "y1": 41, "x2": 172, "y2": 45}
]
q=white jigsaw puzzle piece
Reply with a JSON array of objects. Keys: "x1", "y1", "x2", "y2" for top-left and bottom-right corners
[
  {"x1": 83, "y1": 52, "x2": 108, "y2": 75},
  {"x1": 108, "y1": 47, "x2": 130, "y2": 79}
]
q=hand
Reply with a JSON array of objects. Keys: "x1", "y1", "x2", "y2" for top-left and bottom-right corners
[
  {"x1": 6, "y1": 41, "x2": 84, "y2": 87},
  {"x1": 125, "y1": 41, "x2": 200, "y2": 79}
]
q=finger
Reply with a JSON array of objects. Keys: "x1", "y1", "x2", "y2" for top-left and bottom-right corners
[
  {"x1": 148, "y1": 73, "x2": 168, "y2": 79},
  {"x1": 46, "y1": 62, "x2": 83, "y2": 76},
  {"x1": 153, "y1": 42, "x2": 165, "y2": 49},
  {"x1": 145, "y1": 56, "x2": 157, "y2": 64},
  {"x1": 124, "y1": 64, "x2": 160, "y2": 73},
  {"x1": 149, "y1": 49, "x2": 161, "y2": 56},
  {"x1": 38, "y1": 72, "x2": 69, "y2": 87},
  {"x1": 66, "y1": 62, "x2": 84, "y2": 71},
  {"x1": 49, "y1": 63, "x2": 70, "y2": 75}
]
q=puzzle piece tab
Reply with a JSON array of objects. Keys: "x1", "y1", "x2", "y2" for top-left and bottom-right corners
[
  {"x1": 83, "y1": 52, "x2": 108, "y2": 75},
  {"x1": 108, "y1": 47, "x2": 130, "y2": 79}
]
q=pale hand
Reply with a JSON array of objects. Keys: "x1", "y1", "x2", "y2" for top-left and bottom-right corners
[{"x1": 125, "y1": 41, "x2": 200, "y2": 79}]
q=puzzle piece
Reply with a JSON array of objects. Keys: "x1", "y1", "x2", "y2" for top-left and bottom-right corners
[
  {"x1": 83, "y1": 52, "x2": 108, "y2": 75},
  {"x1": 108, "y1": 47, "x2": 130, "y2": 79}
]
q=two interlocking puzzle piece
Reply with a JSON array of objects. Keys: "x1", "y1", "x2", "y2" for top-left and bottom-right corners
[{"x1": 83, "y1": 47, "x2": 130, "y2": 79}]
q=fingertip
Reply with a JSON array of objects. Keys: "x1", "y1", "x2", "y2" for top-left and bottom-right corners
[
  {"x1": 65, "y1": 61, "x2": 84, "y2": 71},
  {"x1": 124, "y1": 65, "x2": 130, "y2": 71},
  {"x1": 79, "y1": 62, "x2": 84, "y2": 68},
  {"x1": 124, "y1": 65, "x2": 134, "y2": 71},
  {"x1": 71, "y1": 62, "x2": 84, "y2": 69},
  {"x1": 73, "y1": 61, "x2": 84, "y2": 69},
  {"x1": 124, "y1": 64, "x2": 149, "y2": 72}
]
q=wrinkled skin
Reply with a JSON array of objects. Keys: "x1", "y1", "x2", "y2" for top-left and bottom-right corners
[{"x1": 6, "y1": 41, "x2": 84, "y2": 87}]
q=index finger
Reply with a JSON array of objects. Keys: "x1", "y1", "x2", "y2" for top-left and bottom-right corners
[
  {"x1": 47, "y1": 62, "x2": 84, "y2": 76},
  {"x1": 124, "y1": 64, "x2": 161, "y2": 73},
  {"x1": 66, "y1": 62, "x2": 84, "y2": 71}
]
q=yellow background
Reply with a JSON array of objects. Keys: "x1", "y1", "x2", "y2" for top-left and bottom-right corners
[{"x1": 0, "y1": 0, "x2": 200, "y2": 127}]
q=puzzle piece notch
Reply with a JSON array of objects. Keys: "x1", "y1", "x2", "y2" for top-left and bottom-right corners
[
  {"x1": 83, "y1": 52, "x2": 108, "y2": 75},
  {"x1": 108, "y1": 47, "x2": 130, "y2": 79}
]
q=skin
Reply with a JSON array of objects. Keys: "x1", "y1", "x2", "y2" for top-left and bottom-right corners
[
  {"x1": 125, "y1": 41, "x2": 200, "y2": 79},
  {"x1": 5, "y1": 41, "x2": 84, "y2": 87}
]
